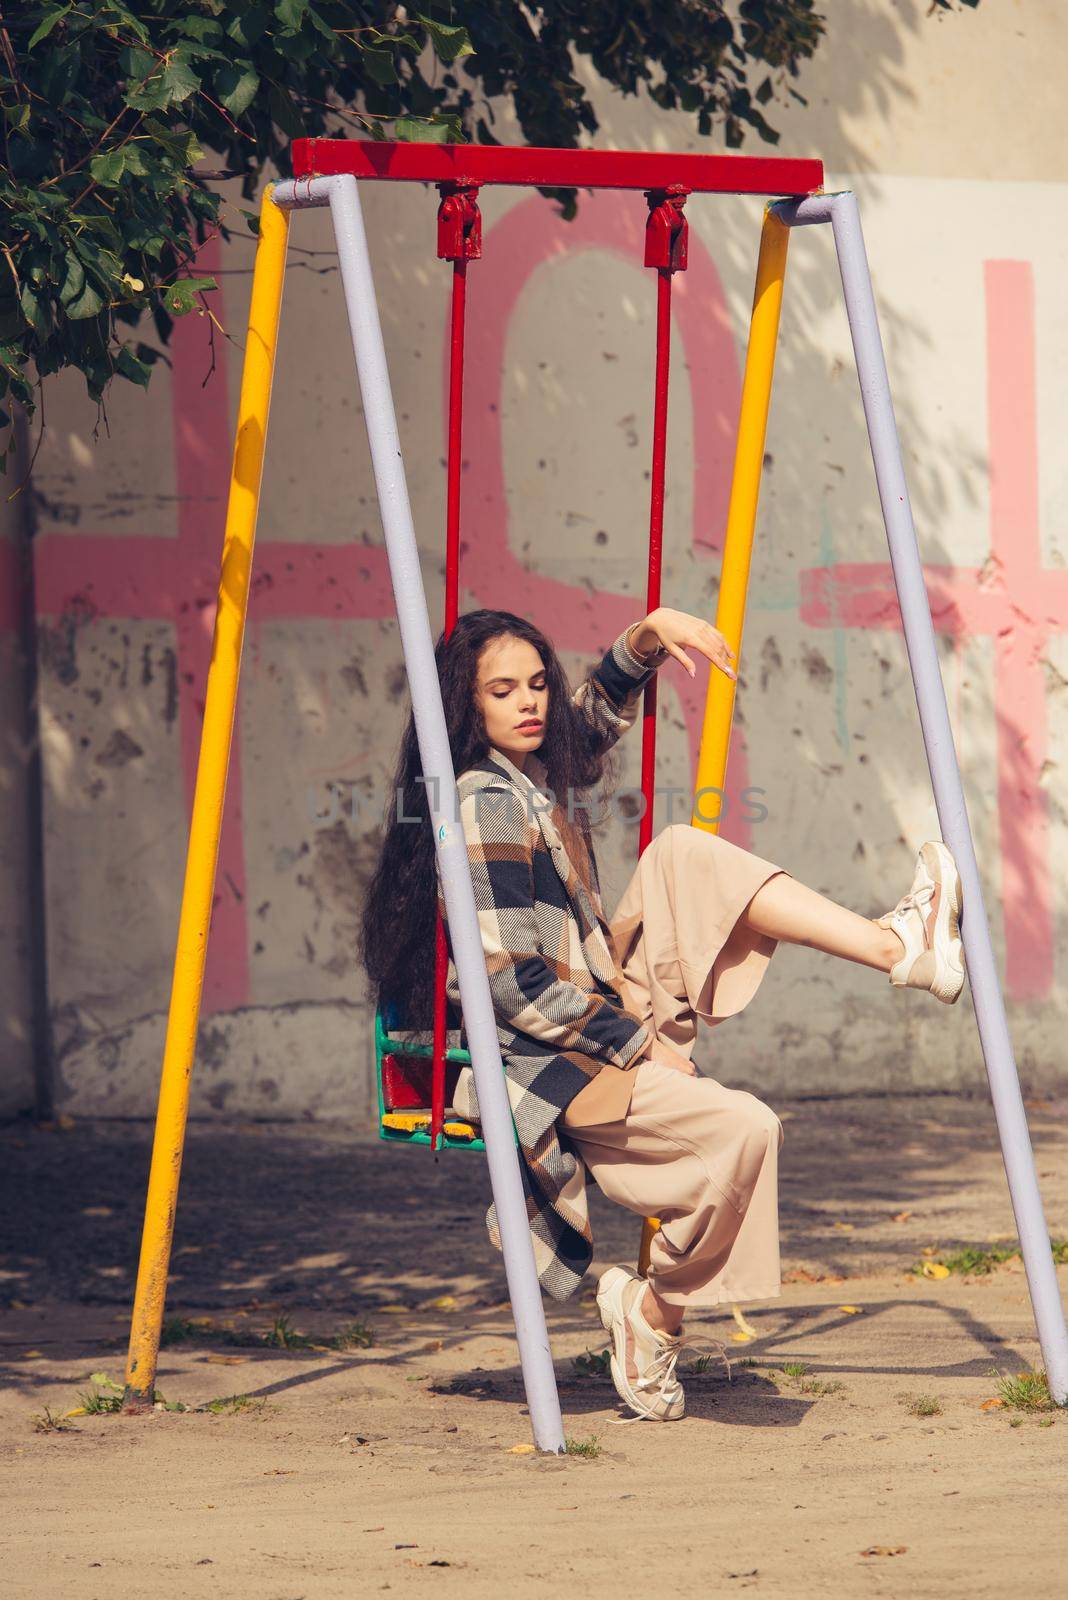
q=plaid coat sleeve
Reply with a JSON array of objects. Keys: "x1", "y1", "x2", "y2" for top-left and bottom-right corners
[
  {"x1": 572, "y1": 622, "x2": 671, "y2": 756},
  {"x1": 455, "y1": 782, "x2": 650, "y2": 1067}
]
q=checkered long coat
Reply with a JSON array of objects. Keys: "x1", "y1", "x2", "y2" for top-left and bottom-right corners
[{"x1": 436, "y1": 626, "x2": 669, "y2": 1300}]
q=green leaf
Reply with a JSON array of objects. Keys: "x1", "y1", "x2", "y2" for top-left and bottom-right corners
[
  {"x1": 89, "y1": 148, "x2": 127, "y2": 187},
  {"x1": 27, "y1": 3, "x2": 72, "y2": 51},
  {"x1": 89, "y1": 144, "x2": 150, "y2": 187},
  {"x1": 176, "y1": 16, "x2": 224, "y2": 41},
  {"x1": 126, "y1": 55, "x2": 200, "y2": 112},
  {"x1": 162, "y1": 276, "x2": 216, "y2": 316},
  {"x1": 416, "y1": 14, "x2": 475, "y2": 64},
  {"x1": 67, "y1": 281, "x2": 105, "y2": 321},
  {"x1": 394, "y1": 117, "x2": 450, "y2": 144},
  {"x1": 59, "y1": 254, "x2": 86, "y2": 309},
  {"x1": 226, "y1": 8, "x2": 268, "y2": 49},
  {"x1": 95, "y1": 2, "x2": 150, "y2": 44},
  {"x1": 20, "y1": 285, "x2": 47, "y2": 335},
  {"x1": 115, "y1": 345, "x2": 153, "y2": 387},
  {"x1": 216, "y1": 64, "x2": 260, "y2": 118},
  {"x1": 275, "y1": 0, "x2": 308, "y2": 28},
  {"x1": 4, "y1": 102, "x2": 31, "y2": 135},
  {"x1": 360, "y1": 45, "x2": 398, "y2": 86}
]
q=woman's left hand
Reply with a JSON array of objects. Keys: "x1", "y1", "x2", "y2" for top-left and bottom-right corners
[{"x1": 632, "y1": 608, "x2": 737, "y2": 682}]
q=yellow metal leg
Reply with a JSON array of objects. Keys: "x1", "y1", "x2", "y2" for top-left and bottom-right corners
[
  {"x1": 638, "y1": 212, "x2": 788, "y2": 1291},
  {"x1": 638, "y1": 1216, "x2": 660, "y2": 1278},
  {"x1": 692, "y1": 208, "x2": 789, "y2": 833},
  {"x1": 123, "y1": 189, "x2": 290, "y2": 1404}
]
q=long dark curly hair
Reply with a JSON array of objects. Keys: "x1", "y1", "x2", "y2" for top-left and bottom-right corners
[{"x1": 357, "y1": 609, "x2": 624, "y2": 1036}]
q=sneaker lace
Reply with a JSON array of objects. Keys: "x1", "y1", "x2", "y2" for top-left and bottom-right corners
[
  {"x1": 888, "y1": 881, "x2": 934, "y2": 924},
  {"x1": 609, "y1": 1332, "x2": 733, "y2": 1425}
]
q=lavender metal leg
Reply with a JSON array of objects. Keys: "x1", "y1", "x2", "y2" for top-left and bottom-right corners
[
  {"x1": 777, "y1": 192, "x2": 1068, "y2": 1404},
  {"x1": 272, "y1": 175, "x2": 566, "y2": 1451}
]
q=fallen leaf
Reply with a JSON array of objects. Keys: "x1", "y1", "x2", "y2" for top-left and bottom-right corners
[
  {"x1": 56, "y1": 1114, "x2": 76, "y2": 1131},
  {"x1": 861, "y1": 1546, "x2": 907, "y2": 1558},
  {"x1": 81, "y1": 1206, "x2": 113, "y2": 1218},
  {"x1": 63, "y1": 1407, "x2": 87, "y2": 1418},
  {"x1": 730, "y1": 1331, "x2": 754, "y2": 1343},
  {"x1": 205, "y1": 1354, "x2": 247, "y2": 1365},
  {"x1": 980, "y1": 1397, "x2": 1004, "y2": 1411},
  {"x1": 831, "y1": 1221, "x2": 855, "y2": 1232},
  {"x1": 890, "y1": 1211, "x2": 913, "y2": 1224},
  {"x1": 837, "y1": 1305, "x2": 864, "y2": 1315},
  {"x1": 506, "y1": 1443, "x2": 536, "y2": 1454},
  {"x1": 921, "y1": 1246, "x2": 937, "y2": 1257},
  {"x1": 922, "y1": 1262, "x2": 950, "y2": 1280},
  {"x1": 263, "y1": 1468, "x2": 295, "y2": 1476},
  {"x1": 378, "y1": 1304, "x2": 411, "y2": 1315},
  {"x1": 422, "y1": 1295, "x2": 458, "y2": 1312},
  {"x1": 21, "y1": 1349, "x2": 45, "y2": 1359}
]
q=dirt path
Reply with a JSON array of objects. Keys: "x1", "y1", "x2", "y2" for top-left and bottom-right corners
[{"x1": 2, "y1": 1093, "x2": 1066, "y2": 1597}]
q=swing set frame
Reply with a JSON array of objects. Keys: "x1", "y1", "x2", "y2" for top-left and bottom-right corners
[{"x1": 121, "y1": 139, "x2": 1068, "y2": 1453}]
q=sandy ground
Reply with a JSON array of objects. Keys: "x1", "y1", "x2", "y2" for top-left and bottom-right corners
[{"x1": 2, "y1": 1091, "x2": 1067, "y2": 1598}]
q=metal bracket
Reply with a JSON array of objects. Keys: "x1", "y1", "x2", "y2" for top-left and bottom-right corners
[
  {"x1": 437, "y1": 181, "x2": 482, "y2": 262},
  {"x1": 644, "y1": 185, "x2": 690, "y2": 273}
]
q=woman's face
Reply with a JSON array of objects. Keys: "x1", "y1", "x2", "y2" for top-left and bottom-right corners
[{"x1": 475, "y1": 634, "x2": 548, "y2": 772}]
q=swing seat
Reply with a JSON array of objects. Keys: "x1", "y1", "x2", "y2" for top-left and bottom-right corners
[{"x1": 375, "y1": 999, "x2": 517, "y2": 1152}]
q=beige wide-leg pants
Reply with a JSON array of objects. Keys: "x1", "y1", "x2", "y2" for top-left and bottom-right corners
[{"x1": 563, "y1": 823, "x2": 790, "y2": 1310}]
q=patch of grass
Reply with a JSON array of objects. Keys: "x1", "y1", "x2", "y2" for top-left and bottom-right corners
[
  {"x1": 799, "y1": 1378, "x2": 847, "y2": 1397},
  {"x1": 330, "y1": 1320, "x2": 375, "y2": 1351},
  {"x1": 262, "y1": 1314, "x2": 315, "y2": 1351},
  {"x1": 571, "y1": 1347, "x2": 611, "y2": 1379},
  {"x1": 781, "y1": 1361, "x2": 809, "y2": 1379},
  {"x1": 75, "y1": 1372, "x2": 125, "y2": 1415},
  {"x1": 152, "y1": 1391, "x2": 191, "y2": 1413},
  {"x1": 565, "y1": 1435, "x2": 602, "y2": 1459},
  {"x1": 994, "y1": 1370, "x2": 1055, "y2": 1413},
  {"x1": 201, "y1": 1393, "x2": 265, "y2": 1415},
  {"x1": 911, "y1": 1237, "x2": 1068, "y2": 1278},
  {"x1": 32, "y1": 1406, "x2": 75, "y2": 1434},
  {"x1": 738, "y1": 1357, "x2": 758, "y2": 1369},
  {"x1": 906, "y1": 1394, "x2": 942, "y2": 1417},
  {"x1": 1037, "y1": 1417, "x2": 1056, "y2": 1429}
]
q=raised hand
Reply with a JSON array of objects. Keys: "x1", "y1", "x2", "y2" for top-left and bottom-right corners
[{"x1": 631, "y1": 608, "x2": 737, "y2": 682}]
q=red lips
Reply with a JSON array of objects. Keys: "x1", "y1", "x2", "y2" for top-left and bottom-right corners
[{"x1": 516, "y1": 721, "x2": 543, "y2": 731}]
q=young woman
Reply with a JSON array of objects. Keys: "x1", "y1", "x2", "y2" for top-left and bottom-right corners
[{"x1": 359, "y1": 607, "x2": 965, "y2": 1422}]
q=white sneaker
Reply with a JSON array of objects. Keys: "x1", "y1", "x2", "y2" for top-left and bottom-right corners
[
  {"x1": 595, "y1": 1266, "x2": 686, "y2": 1421},
  {"x1": 876, "y1": 840, "x2": 965, "y2": 1004}
]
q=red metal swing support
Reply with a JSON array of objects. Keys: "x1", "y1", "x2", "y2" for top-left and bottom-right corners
[
  {"x1": 639, "y1": 186, "x2": 689, "y2": 856},
  {"x1": 431, "y1": 179, "x2": 482, "y2": 1154}
]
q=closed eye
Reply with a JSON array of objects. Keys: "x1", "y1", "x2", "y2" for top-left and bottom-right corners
[{"x1": 493, "y1": 683, "x2": 546, "y2": 698}]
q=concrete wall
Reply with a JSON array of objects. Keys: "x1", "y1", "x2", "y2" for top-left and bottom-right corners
[{"x1": 13, "y1": 0, "x2": 1068, "y2": 1119}]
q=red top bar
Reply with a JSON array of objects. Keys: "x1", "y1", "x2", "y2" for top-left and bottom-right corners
[{"x1": 291, "y1": 139, "x2": 823, "y2": 198}]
